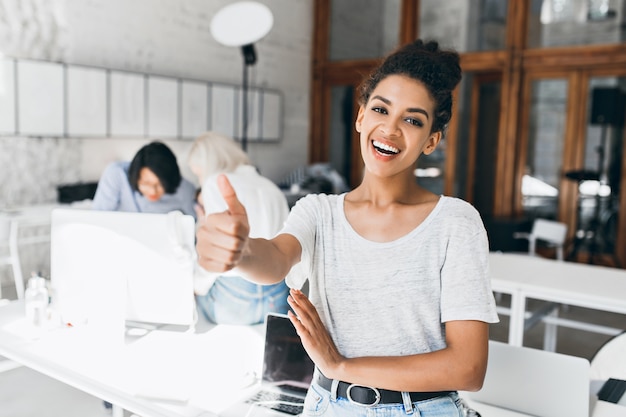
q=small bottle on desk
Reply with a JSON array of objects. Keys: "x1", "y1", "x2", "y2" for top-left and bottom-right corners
[{"x1": 25, "y1": 272, "x2": 49, "y2": 327}]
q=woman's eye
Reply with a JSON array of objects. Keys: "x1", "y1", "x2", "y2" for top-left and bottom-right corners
[
  {"x1": 372, "y1": 106, "x2": 387, "y2": 114},
  {"x1": 406, "y1": 117, "x2": 424, "y2": 127}
]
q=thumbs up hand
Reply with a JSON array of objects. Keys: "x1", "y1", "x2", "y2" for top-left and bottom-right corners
[{"x1": 196, "y1": 174, "x2": 250, "y2": 272}]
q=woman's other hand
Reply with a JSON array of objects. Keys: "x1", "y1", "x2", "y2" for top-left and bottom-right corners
[{"x1": 288, "y1": 288, "x2": 344, "y2": 379}]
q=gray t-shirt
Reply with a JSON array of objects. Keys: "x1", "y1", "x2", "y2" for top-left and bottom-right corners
[{"x1": 282, "y1": 193, "x2": 499, "y2": 359}]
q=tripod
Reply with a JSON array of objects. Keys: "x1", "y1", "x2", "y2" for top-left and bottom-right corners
[{"x1": 567, "y1": 124, "x2": 621, "y2": 267}]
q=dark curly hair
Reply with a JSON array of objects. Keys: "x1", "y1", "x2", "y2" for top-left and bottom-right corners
[
  {"x1": 357, "y1": 39, "x2": 462, "y2": 134},
  {"x1": 128, "y1": 141, "x2": 182, "y2": 194}
]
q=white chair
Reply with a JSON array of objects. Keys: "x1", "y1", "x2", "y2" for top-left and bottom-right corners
[
  {"x1": 513, "y1": 218, "x2": 569, "y2": 260},
  {"x1": 498, "y1": 218, "x2": 569, "y2": 351},
  {"x1": 0, "y1": 216, "x2": 25, "y2": 300},
  {"x1": 591, "y1": 331, "x2": 626, "y2": 382}
]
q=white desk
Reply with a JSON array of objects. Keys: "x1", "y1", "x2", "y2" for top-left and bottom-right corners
[
  {"x1": 1, "y1": 298, "x2": 621, "y2": 417},
  {"x1": 0, "y1": 300, "x2": 266, "y2": 417},
  {"x1": 489, "y1": 252, "x2": 626, "y2": 347}
]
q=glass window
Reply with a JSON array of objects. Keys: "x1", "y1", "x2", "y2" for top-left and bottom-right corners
[
  {"x1": 416, "y1": 141, "x2": 446, "y2": 195},
  {"x1": 522, "y1": 79, "x2": 568, "y2": 219},
  {"x1": 459, "y1": 75, "x2": 502, "y2": 215},
  {"x1": 417, "y1": 73, "x2": 502, "y2": 201},
  {"x1": 528, "y1": 0, "x2": 626, "y2": 48},
  {"x1": 329, "y1": 0, "x2": 401, "y2": 61},
  {"x1": 573, "y1": 77, "x2": 625, "y2": 256},
  {"x1": 419, "y1": 0, "x2": 508, "y2": 52},
  {"x1": 329, "y1": 85, "x2": 355, "y2": 185}
]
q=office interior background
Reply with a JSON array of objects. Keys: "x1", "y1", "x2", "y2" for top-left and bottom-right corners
[
  {"x1": 0, "y1": 0, "x2": 625, "y2": 415},
  {"x1": 2, "y1": 0, "x2": 626, "y2": 282}
]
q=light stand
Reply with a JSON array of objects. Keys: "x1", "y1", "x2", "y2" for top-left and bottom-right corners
[
  {"x1": 240, "y1": 44, "x2": 257, "y2": 151},
  {"x1": 210, "y1": 2, "x2": 273, "y2": 152},
  {"x1": 583, "y1": 125, "x2": 609, "y2": 264}
]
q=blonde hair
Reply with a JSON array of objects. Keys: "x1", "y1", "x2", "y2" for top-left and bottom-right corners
[{"x1": 187, "y1": 131, "x2": 251, "y2": 183}]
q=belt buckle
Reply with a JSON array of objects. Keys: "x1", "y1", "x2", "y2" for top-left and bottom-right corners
[{"x1": 346, "y1": 383, "x2": 381, "y2": 407}]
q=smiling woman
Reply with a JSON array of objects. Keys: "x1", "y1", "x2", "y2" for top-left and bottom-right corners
[{"x1": 195, "y1": 39, "x2": 498, "y2": 417}]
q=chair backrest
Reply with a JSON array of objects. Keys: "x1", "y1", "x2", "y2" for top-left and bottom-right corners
[
  {"x1": 0, "y1": 216, "x2": 24, "y2": 299},
  {"x1": 590, "y1": 331, "x2": 626, "y2": 381},
  {"x1": 529, "y1": 218, "x2": 568, "y2": 260}
]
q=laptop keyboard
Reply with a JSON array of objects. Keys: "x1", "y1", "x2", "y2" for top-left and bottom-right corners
[{"x1": 246, "y1": 390, "x2": 304, "y2": 415}]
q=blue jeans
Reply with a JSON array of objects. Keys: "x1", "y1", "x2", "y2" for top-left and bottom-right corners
[
  {"x1": 303, "y1": 381, "x2": 463, "y2": 417},
  {"x1": 195, "y1": 276, "x2": 289, "y2": 325}
]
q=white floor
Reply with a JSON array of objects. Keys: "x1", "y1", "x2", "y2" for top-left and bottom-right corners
[{"x1": 0, "y1": 362, "x2": 111, "y2": 417}]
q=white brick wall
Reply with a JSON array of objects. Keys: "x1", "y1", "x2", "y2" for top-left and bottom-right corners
[
  {"x1": 0, "y1": 0, "x2": 312, "y2": 287},
  {"x1": 0, "y1": 0, "x2": 312, "y2": 201}
]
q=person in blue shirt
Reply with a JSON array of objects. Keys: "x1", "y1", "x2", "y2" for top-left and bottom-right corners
[{"x1": 92, "y1": 141, "x2": 196, "y2": 217}]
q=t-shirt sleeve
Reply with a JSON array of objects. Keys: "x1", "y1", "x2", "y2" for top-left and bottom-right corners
[
  {"x1": 280, "y1": 194, "x2": 319, "y2": 290},
  {"x1": 440, "y1": 203, "x2": 499, "y2": 324}
]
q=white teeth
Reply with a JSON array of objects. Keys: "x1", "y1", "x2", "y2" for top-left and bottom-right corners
[{"x1": 373, "y1": 140, "x2": 399, "y2": 154}]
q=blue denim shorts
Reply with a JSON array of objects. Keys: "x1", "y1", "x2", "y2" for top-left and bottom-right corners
[
  {"x1": 302, "y1": 381, "x2": 463, "y2": 417},
  {"x1": 195, "y1": 275, "x2": 289, "y2": 325}
]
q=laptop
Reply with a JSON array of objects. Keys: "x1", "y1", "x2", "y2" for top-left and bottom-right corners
[
  {"x1": 219, "y1": 313, "x2": 316, "y2": 417},
  {"x1": 469, "y1": 340, "x2": 590, "y2": 417}
]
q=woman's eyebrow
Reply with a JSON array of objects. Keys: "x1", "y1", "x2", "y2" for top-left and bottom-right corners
[{"x1": 371, "y1": 95, "x2": 430, "y2": 119}]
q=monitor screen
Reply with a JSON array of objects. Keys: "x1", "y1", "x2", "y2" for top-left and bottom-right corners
[{"x1": 51, "y1": 208, "x2": 196, "y2": 328}]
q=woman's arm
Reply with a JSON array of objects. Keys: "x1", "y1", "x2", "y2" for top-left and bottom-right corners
[
  {"x1": 288, "y1": 288, "x2": 489, "y2": 393},
  {"x1": 195, "y1": 174, "x2": 301, "y2": 284}
]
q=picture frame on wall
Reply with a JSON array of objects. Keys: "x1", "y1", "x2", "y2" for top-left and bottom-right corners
[
  {"x1": 147, "y1": 75, "x2": 179, "y2": 138},
  {"x1": 210, "y1": 84, "x2": 237, "y2": 139},
  {"x1": 17, "y1": 60, "x2": 64, "y2": 136},
  {"x1": 181, "y1": 80, "x2": 209, "y2": 139},
  {"x1": 261, "y1": 90, "x2": 282, "y2": 141},
  {"x1": 67, "y1": 66, "x2": 107, "y2": 137},
  {"x1": 110, "y1": 71, "x2": 145, "y2": 137},
  {"x1": 0, "y1": 58, "x2": 16, "y2": 134}
]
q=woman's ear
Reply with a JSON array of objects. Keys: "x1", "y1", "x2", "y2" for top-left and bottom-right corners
[
  {"x1": 422, "y1": 131, "x2": 442, "y2": 155},
  {"x1": 355, "y1": 106, "x2": 365, "y2": 132}
]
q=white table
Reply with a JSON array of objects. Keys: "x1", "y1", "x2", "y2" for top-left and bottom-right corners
[
  {"x1": 489, "y1": 252, "x2": 626, "y2": 348},
  {"x1": 1, "y1": 298, "x2": 620, "y2": 417},
  {"x1": 0, "y1": 300, "x2": 266, "y2": 417}
]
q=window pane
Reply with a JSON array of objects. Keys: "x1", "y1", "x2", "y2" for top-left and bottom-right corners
[
  {"x1": 416, "y1": 142, "x2": 445, "y2": 195},
  {"x1": 419, "y1": 0, "x2": 508, "y2": 52},
  {"x1": 573, "y1": 77, "x2": 625, "y2": 256},
  {"x1": 329, "y1": 0, "x2": 400, "y2": 61},
  {"x1": 528, "y1": 0, "x2": 626, "y2": 48},
  {"x1": 329, "y1": 85, "x2": 355, "y2": 185},
  {"x1": 454, "y1": 74, "x2": 502, "y2": 215},
  {"x1": 523, "y1": 79, "x2": 568, "y2": 219}
]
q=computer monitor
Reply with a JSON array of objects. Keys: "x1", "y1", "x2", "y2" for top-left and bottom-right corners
[{"x1": 50, "y1": 208, "x2": 196, "y2": 328}]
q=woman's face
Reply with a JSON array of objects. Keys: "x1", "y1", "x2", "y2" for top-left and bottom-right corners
[
  {"x1": 137, "y1": 167, "x2": 165, "y2": 201},
  {"x1": 355, "y1": 74, "x2": 441, "y2": 179}
]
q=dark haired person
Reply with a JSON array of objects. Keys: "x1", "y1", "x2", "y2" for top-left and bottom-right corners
[
  {"x1": 196, "y1": 39, "x2": 498, "y2": 416},
  {"x1": 92, "y1": 141, "x2": 196, "y2": 217}
]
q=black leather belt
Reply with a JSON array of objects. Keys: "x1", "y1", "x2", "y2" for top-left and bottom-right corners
[{"x1": 316, "y1": 372, "x2": 452, "y2": 407}]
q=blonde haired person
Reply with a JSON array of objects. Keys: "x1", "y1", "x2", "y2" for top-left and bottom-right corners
[{"x1": 188, "y1": 131, "x2": 290, "y2": 325}]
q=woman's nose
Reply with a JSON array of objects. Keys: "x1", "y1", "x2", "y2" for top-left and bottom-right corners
[{"x1": 380, "y1": 118, "x2": 401, "y2": 136}]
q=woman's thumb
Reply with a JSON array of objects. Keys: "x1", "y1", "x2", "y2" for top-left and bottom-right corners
[{"x1": 217, "y1": 174, "x2": 246, "y2": 216}]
